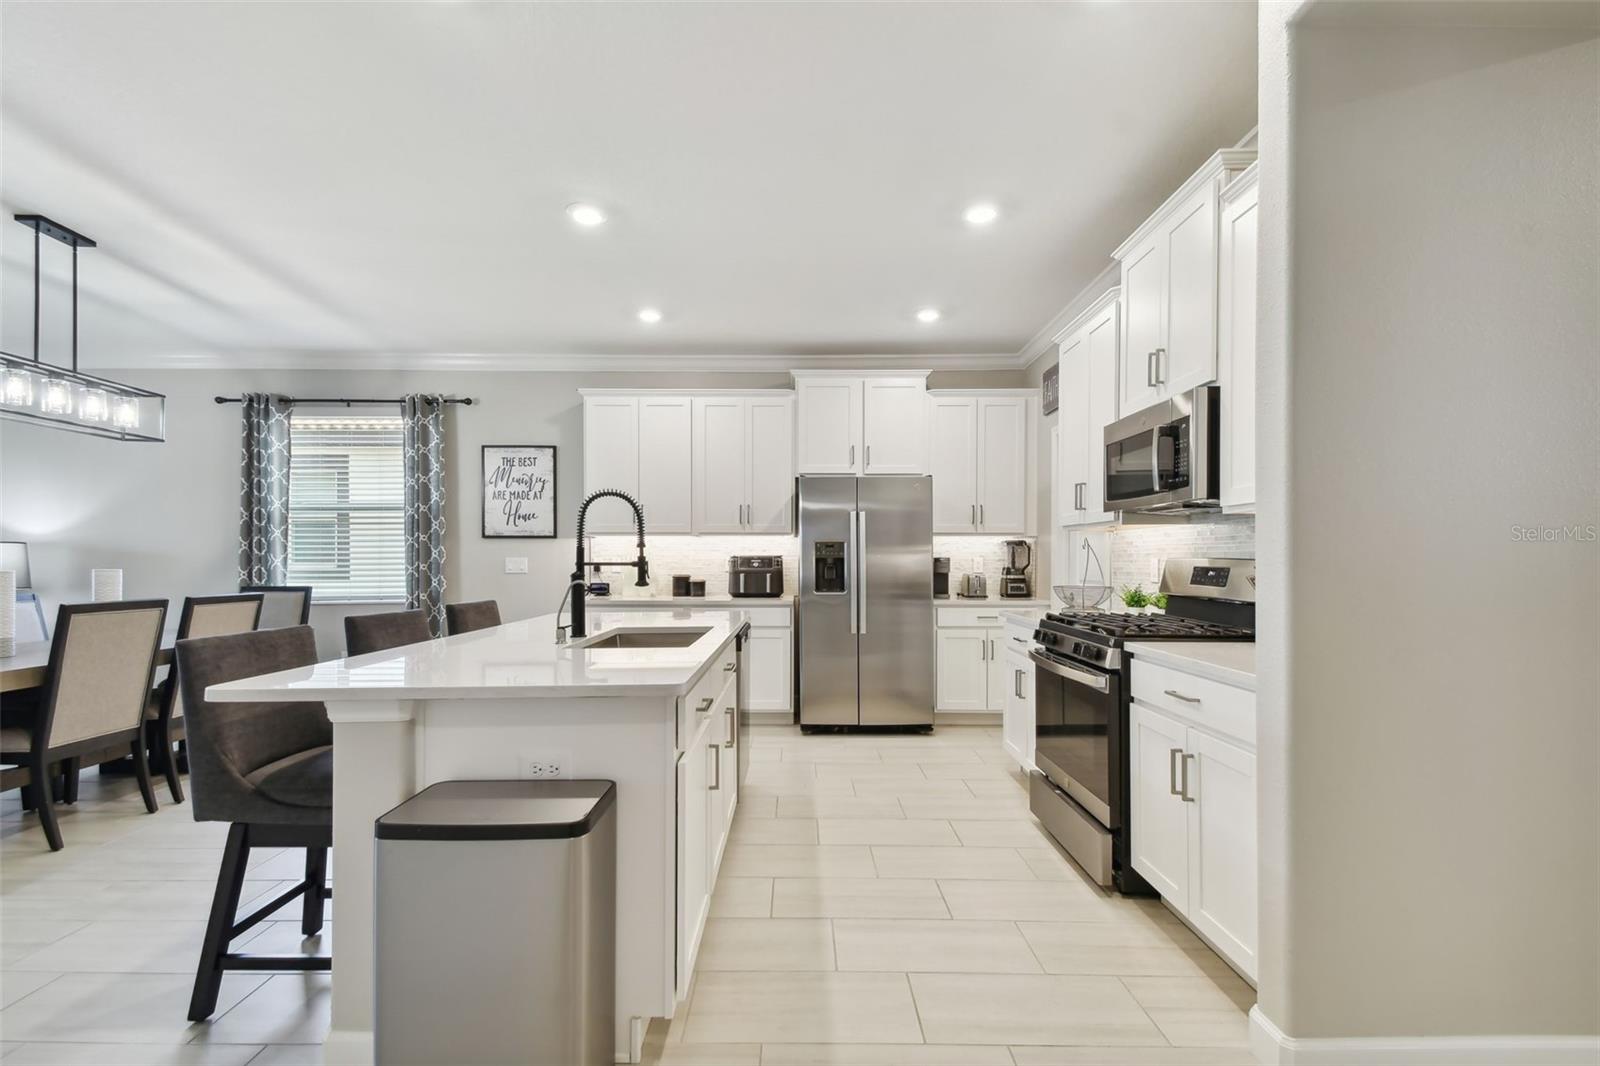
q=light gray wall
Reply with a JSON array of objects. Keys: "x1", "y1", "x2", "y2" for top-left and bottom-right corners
[
  {"x1": 0, "y1": 366, "x2": 1016, "y2": 654},
  {"x1": 1258, "y1": 1, "x2": 1599, "y2": 1042}
]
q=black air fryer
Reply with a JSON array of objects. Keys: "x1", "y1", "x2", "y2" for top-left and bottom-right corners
[{"x1": 729, "y1": 556, "x2": 784, "y2": 598}]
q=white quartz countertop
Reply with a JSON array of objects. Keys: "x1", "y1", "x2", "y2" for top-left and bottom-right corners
[
  {"x1": 936, "y1": 598, "x2": 1050, "y2": 608},
  {"x1": 1125, "y1": 641, "x2": 1257, "y2": 691},
  {"x1": 206, "y1": 608, "x2": 747, "y2": 702}
]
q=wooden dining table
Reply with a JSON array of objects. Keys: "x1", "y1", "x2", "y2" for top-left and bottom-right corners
[{"x1": 0, "y1": 628, "x2": 180, "y2": 694}]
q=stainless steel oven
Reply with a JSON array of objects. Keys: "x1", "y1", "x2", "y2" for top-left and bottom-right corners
[
  {"x1": 1104, "y1": 385, "x2": 1220, "y2": 515},
  {"x1": 1029, "y1": 648, "x2": 1120, "y2": 886}
]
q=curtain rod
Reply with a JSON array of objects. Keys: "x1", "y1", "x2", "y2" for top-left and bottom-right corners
[{"x1": 213, "y1": 395, "x2": 473, "y2": 407}]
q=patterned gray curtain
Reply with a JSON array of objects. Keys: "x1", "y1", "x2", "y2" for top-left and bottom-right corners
[
  {"x1": 237, "y1": 393, "x2": 292, "y2": 587},
  {"x1": 402, "y1": 395, "x2": 448, "y2": 636}
]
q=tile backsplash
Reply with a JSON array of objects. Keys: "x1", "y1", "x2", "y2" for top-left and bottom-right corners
[
  {"x1": 1107, "y1": 515, "x2": 1256, "y2": 597},
  {"x1": 933, "y1": 535, "x2": 1040, "y2": 593},
  {"x1": 591, "y1": 535, "x2": 797, "y2": 598}
]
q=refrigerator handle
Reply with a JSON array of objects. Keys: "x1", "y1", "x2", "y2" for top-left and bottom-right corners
[
  {"x1": 848, "y1": 509, "x2": 859, "y2": 636},
  {"x1": 858, "y1": 510, "x2": 868, "y2": 635}
]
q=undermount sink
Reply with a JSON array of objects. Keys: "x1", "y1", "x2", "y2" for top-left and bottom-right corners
[{"x1": 580, "y1": 627, "x2": 710, "y2": 650}]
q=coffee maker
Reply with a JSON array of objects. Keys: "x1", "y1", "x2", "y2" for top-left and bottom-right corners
[{"x1": 1001, "y1": 539, "x2": 1033, "y2": 598}]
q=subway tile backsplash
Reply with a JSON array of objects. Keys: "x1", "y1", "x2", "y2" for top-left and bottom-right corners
[
  {"x1": 933, "y1": 535, "x2": 1040, "y2": 593},
  {"x1": 591, "y1": 535, "x2": 798, "y2": 598},
  {"x1": 1106, "y1": 515, "x2": 1256, "y2": 597}
]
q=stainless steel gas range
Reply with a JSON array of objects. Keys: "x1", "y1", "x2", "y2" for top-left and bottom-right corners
[{"x1": 1029, "y1": 558, "x2": 1255, "y2": 893}]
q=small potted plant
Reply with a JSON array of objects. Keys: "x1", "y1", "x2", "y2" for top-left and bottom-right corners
[{"x1": 1119, "y1": 585, "x2": 1151, "y2": 614}]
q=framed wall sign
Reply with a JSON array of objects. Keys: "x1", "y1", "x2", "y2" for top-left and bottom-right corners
[
  {"x1": 482, "y1": 445, "x2": 556, "y2": 538},
  {"x1": 1041, "y1": 362, "x2": 1060, "y2": 416}
]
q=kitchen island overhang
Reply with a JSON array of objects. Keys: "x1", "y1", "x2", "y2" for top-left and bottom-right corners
[{"x1": 206, "y1": 608, "x2": 750, "y2": 1065}]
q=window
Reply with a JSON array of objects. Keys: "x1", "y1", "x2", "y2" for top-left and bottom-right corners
[{"x1": 286, "y1": 413, "x2": 406, "y2": 602}]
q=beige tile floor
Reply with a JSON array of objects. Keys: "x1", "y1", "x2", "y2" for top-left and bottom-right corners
[
  {"x1": 642, "y1": 724, "x2": 1256, "y2": 1066},
  {"x1": 0, "y1": 724, "x2": 1255, "y2": 1066}
]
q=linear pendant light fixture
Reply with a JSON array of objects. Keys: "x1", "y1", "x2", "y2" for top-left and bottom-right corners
[{"x1": 0, "y1": 214, "x2": 166, "y2": 442}]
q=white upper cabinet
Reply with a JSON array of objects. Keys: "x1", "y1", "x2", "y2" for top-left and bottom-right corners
[
  {"x1": 977, "y1": 397, "x2": 1029, "y2": 532},
  {"x1": 861, "y1": 378, "x2": 929, "y2": 474},
  {"x1": 581, "y1": 395, "x2": 640, "y2": 534},
  {"x1": 586, "y1": 390, "x2": 795, "y2": 536},
  {"x1": 691, "y1": 396, "x2": 748, "y2": 533},
  {"x1": 745, "y1": 394, "x2": 797, "y2": 533},
  {"x1": 638, "y1": 396, "x2": 693, "y2": 534},
  {"x1": 929, "y1": 396, "x2": 978, "y2": 531},
  {"x1": 794, "y1": 372, "x2": 928, "y2": 476},
  {"x1": 795, "y1": 376, "x2": 863, "y2": 474},
  {"x1": 692, "y1": 394, "x2": 796, "y2": 534},
  {"x1": 1217, "y1": 164, "x2": 1259, "y2": 512},
  {"x1": 1113, "y1": 149, "x2": 1255, "y2": 416},
  {"x1": 1054, "y1": 289, "x2": 1120, "y2": 529},
  {"x1": 928, "y1": 392, "x2": 1034, "y2": 534}
]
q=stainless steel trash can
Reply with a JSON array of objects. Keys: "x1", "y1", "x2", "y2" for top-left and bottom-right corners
[{"x1": 374, "y1": 779, "x2": 617, "y2": 1066}]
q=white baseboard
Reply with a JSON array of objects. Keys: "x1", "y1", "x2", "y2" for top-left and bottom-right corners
[
  {"x1": 320, "y1": 1027, "x2": 375, "y2": 1066},
  {"x1": 1250, "y1": 1006, "x2": 1600, "y2": 1065}
]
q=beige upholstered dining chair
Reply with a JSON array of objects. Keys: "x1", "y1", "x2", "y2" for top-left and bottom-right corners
[
  {"x1": 147, "y1": 594, "x2": 263, "y2": 803},
  {"x1": 0, "y1": 600, "x2": 168, "y2": 850},
  {"x1": 239, "y1": 585, "x2": 313, "y2": 630}
]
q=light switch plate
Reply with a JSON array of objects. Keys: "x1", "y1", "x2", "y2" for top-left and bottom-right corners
[
  {"x1": 1149, "y1": 557, "x2": 1162, "y2": 583},
  {"x1": 505, "y1": 557, "x2": 529, "y2": 574}
]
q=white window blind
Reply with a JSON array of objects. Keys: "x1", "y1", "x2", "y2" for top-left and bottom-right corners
[{"x1": 286, "y1": 413, "x2": 406, "y2": 602}]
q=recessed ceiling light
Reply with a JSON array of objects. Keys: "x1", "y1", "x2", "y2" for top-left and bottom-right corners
[
  {"x1": 637, "y1": 307, "x2": 663, "y2": 324},
  {"x1": 566, "y1": 202, "x2": 607, "y2": 228},
  {"x1": 916, "y1": 308, "x2": 942, "y2": 324},
  {"x1": 963, "y1": 202, "x2": 1000, "y2": 226}
]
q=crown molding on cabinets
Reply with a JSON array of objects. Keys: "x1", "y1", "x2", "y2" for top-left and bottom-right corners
[
  {"x1": 1111, "y1": 148, "x2": 1259, "y2": 260},
  {"x1": 1051, "y1": 285, "x2": 1123, "y2": 346},
  {"x1": 1018, "y1": 262, "x2": 1122, "y2": 373},
  {"x1": 94, "y1": 350, "x2": 1022, "y2": 373}
]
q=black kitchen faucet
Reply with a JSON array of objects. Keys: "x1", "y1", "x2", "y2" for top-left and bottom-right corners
[{"x1": 558, "y1": 489, "x2": 649, "y2": 643}]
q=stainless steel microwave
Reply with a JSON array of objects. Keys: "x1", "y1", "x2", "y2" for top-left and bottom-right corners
[{"x1": 1103, "y1": 385, "x2": 1220, "y2": 515}]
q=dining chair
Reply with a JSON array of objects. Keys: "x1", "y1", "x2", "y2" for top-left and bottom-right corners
[
  {"x1": 176, "y1": 625, "x2": 332, "y2": 1020},
  {"x1": 0, "y1": 600, "x2": 169, "y2": 850},
  {"x1": 147, "y1": 594, "x2": 263, "y2": 804},
  {"x1": 444, "y1": 599, "x2": 501, "y2": 635},
  {"x1": 344, "y1": 608, "x2": 431, "y2": 656},
  {"x1": 239, "y1": 585, "x2": 313, "y2": 630}
]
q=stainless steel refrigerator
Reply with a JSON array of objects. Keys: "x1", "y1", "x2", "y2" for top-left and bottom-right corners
[{"x1": 797, "y1": 475, "x2": 934, "y2": 729}]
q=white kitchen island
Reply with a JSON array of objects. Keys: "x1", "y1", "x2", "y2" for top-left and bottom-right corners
[{"x1": 206, "y1": 608, "x2": 748, "y2": 1065}]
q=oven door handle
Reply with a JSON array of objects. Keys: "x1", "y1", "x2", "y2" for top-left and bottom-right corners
[{"x1": 1027, "y1": 649, "x2": 1110, "y2": 693}]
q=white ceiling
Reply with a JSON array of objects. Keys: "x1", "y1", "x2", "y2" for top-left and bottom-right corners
[{"x1": 0, "y1": 2, "x2": 1256, "y2": 370}]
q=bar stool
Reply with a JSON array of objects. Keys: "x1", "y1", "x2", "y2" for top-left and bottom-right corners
[
  {"x1": 176, "y1": 625, "x2": 332, "y2": 1021},
  {"x1": 445, "y1": 599, "x2": 501, "y2": 635},
  {"x1": 344, "y1": 608, "x2": 432, "y2": 656}
]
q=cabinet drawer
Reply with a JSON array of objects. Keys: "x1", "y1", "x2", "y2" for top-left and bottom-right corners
[
  {"x1": 937, "y1": 607, "x2": 1004, "y2": 628},
  {"x1": 679, "y1": 643, "x2": 739, "y2": 746},
  {"x1": 1130, "y1": 659, "x2": 1254, "y2": 747},
  {"x1": 743, "y1": 606, "x2": 792, "y2": 629}
]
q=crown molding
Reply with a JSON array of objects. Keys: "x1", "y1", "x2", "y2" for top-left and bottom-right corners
[
  {"x1": 1111, "y1": 147, "x2": 1258, "y2": 260},
  {"x1": 1051, "y1": 285, "x2": 1122, "y2": 346},
  {"x1": 89, "y1": 349, "x2": 1022, "y2": 373},
  {"x1": 1016, "y1": 261, "x2": 1121, "y2": 372}
]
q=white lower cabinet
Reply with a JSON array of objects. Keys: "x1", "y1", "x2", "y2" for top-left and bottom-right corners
[
  {"x1": 935, "y1": 628, "x2": 991, "y2": 712},
  {"x1": 1128, "y1": 662, "x2": 1257, "y2": 981},
  {"x1": 1001, "y1": 643, "x2": 1034, "y2": 771},
  {"x1": 745, "y1": 624, "x2": 792, "y2": 712},
  {"x1": 676, "y1": 671, "x2": 738, "y2": 998}
]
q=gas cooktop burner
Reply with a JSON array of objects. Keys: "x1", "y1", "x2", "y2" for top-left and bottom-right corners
[{"x1": 1041, "y1": 611, "x2": 1254, "y2": 643}]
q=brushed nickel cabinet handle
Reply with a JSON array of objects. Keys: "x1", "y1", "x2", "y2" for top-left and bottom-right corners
[
  {"x1": 849, "y1": 444, "x2": 855, "y2": 467},
  {"x1": 1164, "y1": 689, "x2": 1202, "y2": 704},
  {"x1": 866, "y1": 444, "x2": 871, "y2": 467},
  {"x1": 697, "y1": 696, "x2": 715, "y2": 713},
  {"x1": 1155, "y1": 348, "x2": 1166, "y2": 385},
  {"x1": 723, "y1": 661, "x2": 737, "y2": 672},
  {"x1": 1169, "y1": 748, "x2": 1183, "y2": 796},
  {"x1": 1147, "y1": 351, "x2": 1156, "y2": 387},
  {"x1": 709, "y1": 744, "x2": 721, "y2": 791},
  {"x1": 725, "y1": 707, "x2": 736, "y2": 748},
  {"x1": 1180, "y1": 752, "x2": 1195, "y2": 802}
]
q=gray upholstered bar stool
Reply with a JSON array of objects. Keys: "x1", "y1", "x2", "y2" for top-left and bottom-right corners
[
  {"x1": 444, "y1": 599, "x2": 501, "y2": 635},
  {"x1": 147, "y1": 594, "x2": 264, "y2": 804},
  {"x1": 177, "y1": 625, "x2": 332, "y2": 1021},
  {"x1": 344, "y1": 608, "x2": 431, "y2": 656}
]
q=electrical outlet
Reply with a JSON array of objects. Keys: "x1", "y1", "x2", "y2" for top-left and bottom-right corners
[
  {"x1": 504, "y1": 557, "x2": 528, "y2": 574},
  {"x1": 519, "y1": 752, "x2": 571, "y2": 779}
]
